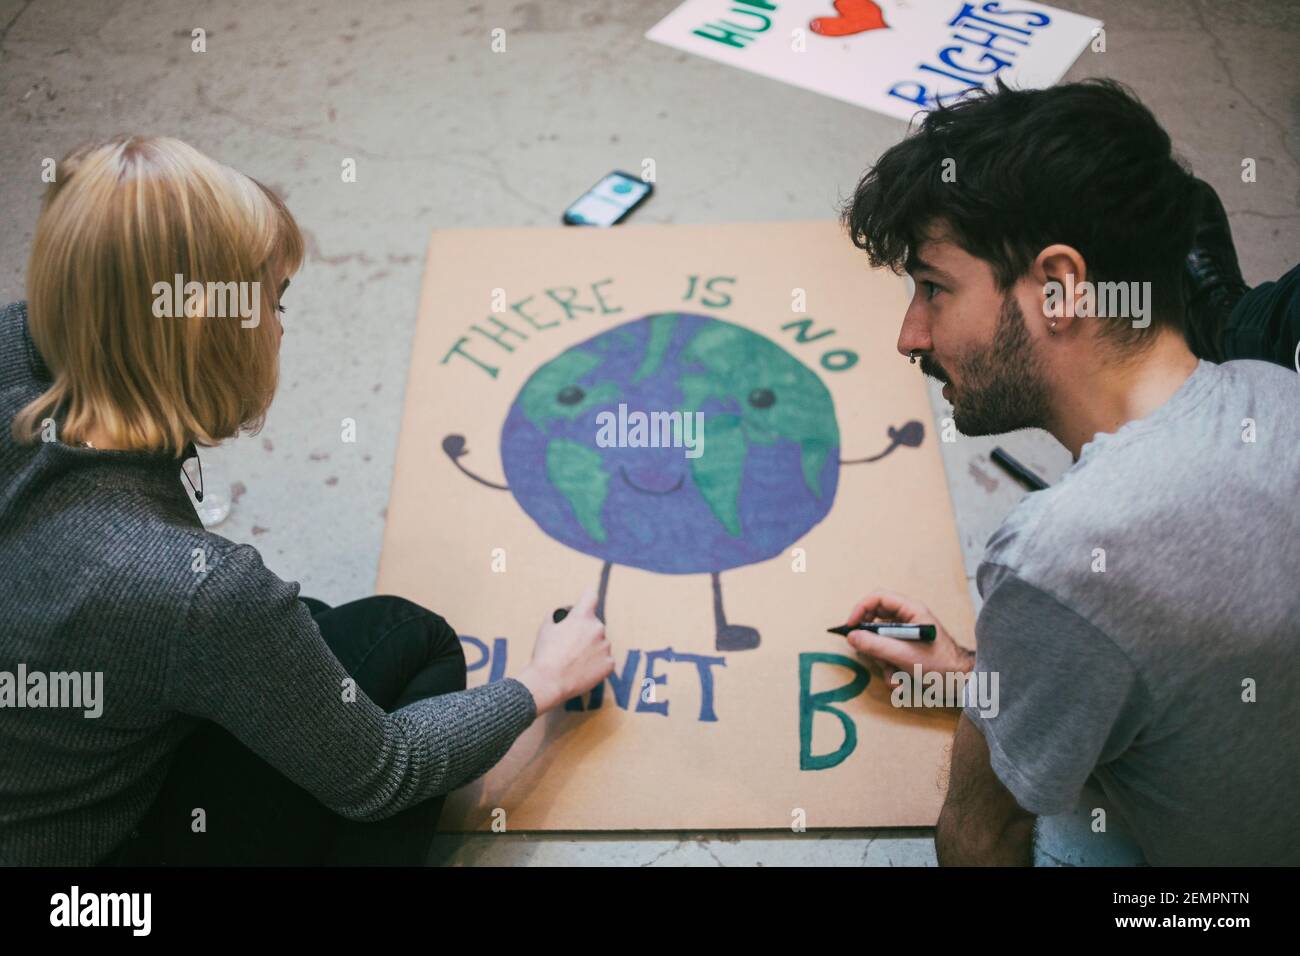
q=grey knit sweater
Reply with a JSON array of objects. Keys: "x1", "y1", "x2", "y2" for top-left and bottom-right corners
[{"x1": 0, "y1": 300, "x2": 537, "y2": 865}]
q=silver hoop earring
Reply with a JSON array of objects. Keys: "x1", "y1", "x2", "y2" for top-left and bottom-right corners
[{"x1": 908, "y1": 349, "x2": 920, "y2": 364}]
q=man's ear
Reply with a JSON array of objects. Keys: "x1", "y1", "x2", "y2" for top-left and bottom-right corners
[{"x1": 1032, "y1": 244, "x2": 1089, "y2": 331}]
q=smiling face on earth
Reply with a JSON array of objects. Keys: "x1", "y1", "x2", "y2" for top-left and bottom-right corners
[{"x1": 499, "y1": 313, "x2": 841, "y2": 575}]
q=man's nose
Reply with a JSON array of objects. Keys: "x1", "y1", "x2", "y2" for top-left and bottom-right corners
[{"x1": 896, "y1": 298, "x2": 932, "y2": 359}]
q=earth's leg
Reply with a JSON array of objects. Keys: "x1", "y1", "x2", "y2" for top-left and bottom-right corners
[
  {"x1": 712, "y1": 572, "x2": 760, "y2": 651},
  {"x1": 595, "y1": 561, "x2": 612, "y2": 623}
]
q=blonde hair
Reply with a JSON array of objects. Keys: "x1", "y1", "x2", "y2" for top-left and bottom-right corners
[{"x1": 13, "y1": 135, "x2": 304, "y2": 456}]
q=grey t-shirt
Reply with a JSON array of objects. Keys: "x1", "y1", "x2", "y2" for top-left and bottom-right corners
[{"x1": 965, "y1": 358, "x2": 1300, "y2": 866}]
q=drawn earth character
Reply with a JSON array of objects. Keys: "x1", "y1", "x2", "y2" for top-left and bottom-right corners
[{"x1": 444, "y1": 313, "x2": 922, "y2": 650}]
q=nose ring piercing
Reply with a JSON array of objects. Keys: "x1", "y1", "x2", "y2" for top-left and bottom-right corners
[{"x1": 908, "y1": 349, "x2": 920, "y2": 364}]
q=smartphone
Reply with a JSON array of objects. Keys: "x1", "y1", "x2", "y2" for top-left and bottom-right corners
[{"x1": 562, "y1": 171, "x2": 653, "y2": 226}]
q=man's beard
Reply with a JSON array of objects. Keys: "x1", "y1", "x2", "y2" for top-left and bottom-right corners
[{"x1": 919, "y1": 294, "x2": 1051, "y2": 436}]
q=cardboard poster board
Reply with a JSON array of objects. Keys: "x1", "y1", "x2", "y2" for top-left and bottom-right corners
[
  {"x1": 647, "y1": 0, "x2": 1102, "y2": 123},
  {"x1": 378, "y1": 221, "x2": 975, "y2": 830}
]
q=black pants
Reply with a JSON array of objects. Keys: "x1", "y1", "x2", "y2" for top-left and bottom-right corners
[
  {"x1": 101, "y1": 595, "x2": 467, "y2": 866},
  {"x1": 1223, "y1": 263, "x2": 1300, "y2": 367}
]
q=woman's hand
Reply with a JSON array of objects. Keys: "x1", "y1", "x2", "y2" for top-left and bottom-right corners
[
  {"x1": 517, "y1": 587, "x2": 614, "y2": 714},
  {"x1": 840, "y1": 589, "x2": 974, "y2": 690}
]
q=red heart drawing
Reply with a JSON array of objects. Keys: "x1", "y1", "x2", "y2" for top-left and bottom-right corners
[{"x1": 810, "y1": 0, "x2": 889, "y2": 37}]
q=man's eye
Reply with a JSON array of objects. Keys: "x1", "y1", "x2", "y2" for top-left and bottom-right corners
[{"x1": 922, "y1": 281, "x2": 941, "y2": 300}]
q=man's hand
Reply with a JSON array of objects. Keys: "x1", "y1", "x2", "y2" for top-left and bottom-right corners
[
  {"x1": 840, "y1": 589, "x2": 973, "y2": 694},
  {"x1": 517, "y1": 587, "x2": 614, "y2": 714},
  {"x1": 936, "y1": 714, "x2": 1036, "y2": 865}
]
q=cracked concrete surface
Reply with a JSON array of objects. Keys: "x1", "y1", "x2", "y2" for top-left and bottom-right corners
[{"x1": 1, "y1": 0, "x2": 1296, "y2": 866}]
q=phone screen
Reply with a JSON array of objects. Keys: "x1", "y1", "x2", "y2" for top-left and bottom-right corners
[{"x1": 563, "y1": 172, "x2": 651, "y2": 226}]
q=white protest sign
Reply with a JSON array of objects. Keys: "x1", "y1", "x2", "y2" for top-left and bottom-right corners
[{"x1": 647, "y1": 0, "x2": 1103, "y2": 123}]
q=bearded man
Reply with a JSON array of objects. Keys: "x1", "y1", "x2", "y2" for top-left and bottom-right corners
[{"x1": 837, "y1": 79, "x2": 1300, "y2": 867}]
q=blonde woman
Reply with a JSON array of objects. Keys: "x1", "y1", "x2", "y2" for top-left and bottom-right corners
[{"x1": 0, "y1": 136, "x2": 613, "y2": 866}]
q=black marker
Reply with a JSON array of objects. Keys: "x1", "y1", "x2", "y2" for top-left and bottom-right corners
[
  {"x1": 827, "y1": 621, "x2": 936, "y2": 642},
  {"x1": 990, "y1": 446, "x2": 1049, "y2": 491}
]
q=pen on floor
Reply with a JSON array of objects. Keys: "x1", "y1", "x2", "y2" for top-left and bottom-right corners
[{"x1": 990, "y1": 446, "x2": 1049, "y2": 491}]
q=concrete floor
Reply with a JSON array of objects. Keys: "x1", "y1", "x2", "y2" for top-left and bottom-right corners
[{"x1": 2, "y1": 0, "x2": 1296, "y2": 866}]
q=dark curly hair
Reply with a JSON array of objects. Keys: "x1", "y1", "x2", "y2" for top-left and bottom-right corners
[{"x1": 842, "y1": 78, "x2": 1201, "y2": 346}]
